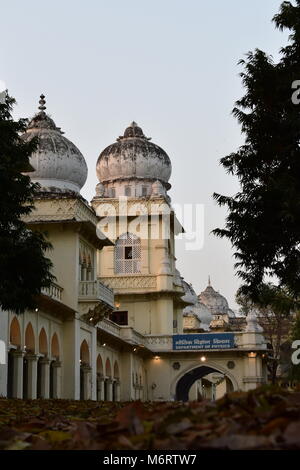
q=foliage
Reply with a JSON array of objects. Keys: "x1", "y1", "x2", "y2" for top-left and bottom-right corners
[
  {"x1": 213, "y1": 1, "x2": 300, "y2": 300},
  {"x1": 0, "y1": 93, "x2": 54, "y2": 314},
  {"x1": 236, "y1": 284, "x2": 296, "y2": 383}
]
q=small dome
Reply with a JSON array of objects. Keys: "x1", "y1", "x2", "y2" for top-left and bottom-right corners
[
  {"x1": 182, "y1": 279, "x2": 212, "y2": 331},
  {"x1": 96, "y1": 122, "x2": 172, "y2": 189},
  {"x1": 181, "y1": 280, "x2": 198, "y2": 305},
  {"x1": 198, "y1": 278, "x2": 229, "y2": 316},
  {"x1": 23, "y1": 95, "x2": 88, "y2": 193}
]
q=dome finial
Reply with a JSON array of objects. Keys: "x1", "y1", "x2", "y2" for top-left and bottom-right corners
[
  {"x1": 208, "y1": 275, "x2": 211, "y2": 286},
  {"x1": 38, "y1": 94, "x2": 46, "y2": 112}
]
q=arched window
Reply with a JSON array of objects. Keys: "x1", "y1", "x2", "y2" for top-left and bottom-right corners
[{"x1": 115, "y1": 233, "x2": 141, "y2": 274}]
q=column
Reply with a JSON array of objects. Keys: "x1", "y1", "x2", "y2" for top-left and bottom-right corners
[
  {"x1": 82, "y1": 365, "x2": 91, "y2": 400},
  {"x1": 26, "y1": 354, "x2": 38, "y2": 399},
  {"x1": 115, "y1": 380, "x2": 121, "y2": 402},
  {"x1": 51, "y1": 361, "x2": 62, "y2": 399},
  {"x1": 97, "y1": 374, "x2": 104, "y2": 401},
  {"x1": 40, "y1": 358, "x2": 50, "y2": 399},
  {"x1": 106, "y1": 378, "x2": 113, "y2": 401},
  {"x1": 12, "y1": 350, "x2": 24, "y2": 398}
]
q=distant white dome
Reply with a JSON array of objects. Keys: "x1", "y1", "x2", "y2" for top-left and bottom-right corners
[
  {"x1": 23, "y1": 95, "x2": 87, "y2": 193},
  {"x1": 96, "y1": 122, "x2": 172, "y2": 194},
  {"x1": 198, "y1": 279, "x2": 230, "y2": 316}
]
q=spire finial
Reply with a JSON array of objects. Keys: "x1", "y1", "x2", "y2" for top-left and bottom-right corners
[
  {"x1": 38, "y1": 94, "x2": 46, "y2": 112},
  {"x1": 208, "y1": 275, "x2": 211, "y2": 286}
]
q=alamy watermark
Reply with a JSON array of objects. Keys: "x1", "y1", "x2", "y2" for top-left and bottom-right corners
[
  {"x1": 292, "y1": 340, "x2": 300, "y2": 366},
  {"x1": 95, "y1": 197, "x2": 205, "y2": 251},
  {"x1": 291, "y1": 80, "x2": 300, "y2": 104}
]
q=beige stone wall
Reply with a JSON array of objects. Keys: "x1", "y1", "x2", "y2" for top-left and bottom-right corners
[{"x1": 95, "y1": 197, "x2": 183, "y2": 336}]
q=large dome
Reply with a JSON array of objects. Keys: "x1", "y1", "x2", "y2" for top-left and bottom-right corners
[
  {"x1": 23, "y1": 95, "x2": 88, "y2": 193},
  {"x1": 96, "y1": 122, "x2": 172, "y2": 195}
]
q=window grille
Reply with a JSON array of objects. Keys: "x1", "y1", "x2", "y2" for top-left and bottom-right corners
[{"x1": 115, "y1": 233, "x2": 141, "y2": 274}]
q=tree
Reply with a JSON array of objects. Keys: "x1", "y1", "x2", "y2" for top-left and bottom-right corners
[
  {"x1": 0, "y1": 92, "x2": 54, "y2": 314},
  {"x1": 236, "y1": 283, "x2": 297, "y2": 383},
  {"x1": 213, "y1": 1, "x2": 300, "y2": 300}
]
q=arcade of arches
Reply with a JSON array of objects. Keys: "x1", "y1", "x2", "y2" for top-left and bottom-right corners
[
  {"x1": 7, "y1": 317, "x2": 62, "y2": 400},
  {"x1": 6, "y1": 315, "x2": 125, "y2": 402}
]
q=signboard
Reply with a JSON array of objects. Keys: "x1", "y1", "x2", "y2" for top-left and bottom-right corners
[{"x1": 173, "y1": 333, "x2": 235, "y2": 351}]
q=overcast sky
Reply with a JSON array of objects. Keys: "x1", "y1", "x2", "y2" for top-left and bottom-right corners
[{"x1": 1, "y1": 0, "x2": 289, "y2": 309}]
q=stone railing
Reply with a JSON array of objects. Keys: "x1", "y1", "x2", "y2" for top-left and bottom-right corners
[
  {"x1": 41, "y1": 282, "x2": 63, "y2": 302},
  {"x1": 78, "y1": 280, "x2": 114, "y2": 308},
  {"x1": 97, "y1": 319, "x2": 148, "y2": 347},
  {"x1": 120, "y1": 328, "x2": 147, "y2": 346},
  {"x1": 143, "y1": 332, "x2": 265, "y2": 353},
  {"x1": 100, "y1": 275, "x2": 157, "y2": 291},
  {"x1": 97, "y1": 317, "x2": 121, "y2": 337},
  {"x1": 93, "y1": 325, "x2": 265, "y2": 354},
  {"x1": 144, "y1": 335, "x2": 173, "y2": 351}
]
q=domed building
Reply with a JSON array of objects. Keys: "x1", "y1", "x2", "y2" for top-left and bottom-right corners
[
  {"x1": 0, "y1": 99, "x2": 268, "y2": 403},
  {"x1": 198, "y1": 278, "x2": 236, "y2": 330},
  {"x1": 23, "y1": 95, "x2": 88, "y2": 193},
  {"x1": 95, "y1": 121, "x2": 171, "y2": 199}
]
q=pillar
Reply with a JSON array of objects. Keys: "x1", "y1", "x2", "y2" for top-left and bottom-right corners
[
  {"x1": 81, "y1": 365, "x2": 91, "y2": 400},
  {"x1": 106, "y1": 378, "x2": 113, "y2": 401},
  {"x1": 12, "y1": 350, "x2": 24, "y2": 398},
  {"x1": 115, "y1": 380, "x2": 121, "y2": 401},
  {"x1": 51, "y1": 361, "x2": 62, "y2": 398},
  {"x1": 26, "y1": 354, "x2": 38, "y2": 399},
  {"x1": 120, "y1": 352, "x2": 134, "y2": 401},
  {"x1": 243, "y1": 354, "x2": 264, "y2": 391},
  {"x1": 40, "y1": 358, "x2": 50, "y2": 398},
  {"x1": 97, "y1": 374, "x2": 104, "y2": 401}
]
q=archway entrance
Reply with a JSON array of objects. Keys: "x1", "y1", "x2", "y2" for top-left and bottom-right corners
[{"x1": 175, "y1": 366, "x2": 235, "y2": 402}]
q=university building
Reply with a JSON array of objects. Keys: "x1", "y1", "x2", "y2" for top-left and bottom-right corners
[{"x1": 0, "y1": 96, "x2": 268, "y2": 401}]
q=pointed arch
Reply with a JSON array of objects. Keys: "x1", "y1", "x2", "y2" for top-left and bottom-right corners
[
  {"x1": 113, "y1": 360, "x2": 119, "y2": 379},
  {"x1": 105, "y1": 358, "x2": 112, "y2": 377},
  {"x1": 25, "y1": 322, "x2": 35, "y2": 353},
  {"x1": 10, "y1": 317, "x2": 21, "y2": 347},
  {"x1": 80, "y1": 340, "x2": 90, "y2": 365},
  {"x1": 97, "y1": 354, "x2": 103, "y2": 375},
  {"x1": 39, "y1": 327, "x2": 48, "y2": 356},
  {"x1": 51, "y1": 332, "x2": 60, "y2": 359}
]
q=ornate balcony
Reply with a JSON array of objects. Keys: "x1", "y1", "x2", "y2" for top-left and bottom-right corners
[
  {"x1": 41, "y1": 282, "x2": 63, "y2": 302},
  {"x1": 39, "y1": 282, "x2": 75, "y2": 319},
  {"x1": 78, "y1": 280, "x2": 114, "y2": 308}
]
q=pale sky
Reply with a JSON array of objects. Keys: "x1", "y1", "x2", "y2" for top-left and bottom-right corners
[{"x1": 1, "y1": 0, "x2": 289, "y2": 309}]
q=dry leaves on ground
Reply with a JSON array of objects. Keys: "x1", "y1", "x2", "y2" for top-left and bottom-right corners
[{"x1": 0, "y1": 385, "x2": 300, "y2": 450}]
